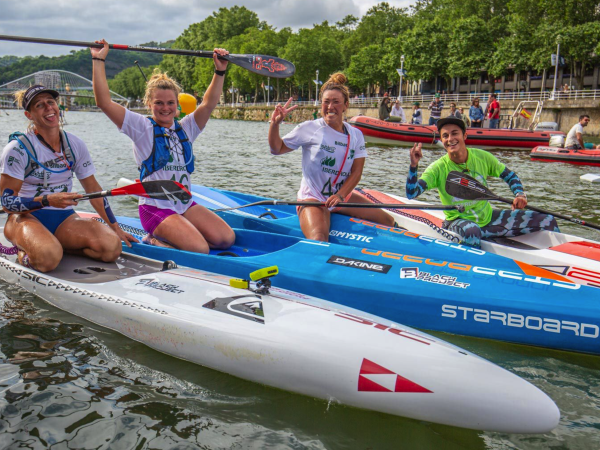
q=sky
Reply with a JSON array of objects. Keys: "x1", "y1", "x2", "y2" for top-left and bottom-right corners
[{"x1": 0, "y1": 0, "x2": 413, "y2": 58}]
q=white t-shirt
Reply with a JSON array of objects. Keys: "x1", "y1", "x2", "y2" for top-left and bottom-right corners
[
  {"x1": 120, "y1": 109, "x2": 202, "y2": 213},
  {"x1": 390, "y1": 105, "x2": 406, "y2": 122},
  {"x1": 282, "y1": 118, "x2": 367, "y2": 201},
  {"x1": 565, "y1": 123, "x2": 584, "y2": 147},
  {"x1": 0, "y1": 131, "x2": 95, "y2": 210}
]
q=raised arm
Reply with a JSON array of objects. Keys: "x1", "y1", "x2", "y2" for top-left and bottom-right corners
[
  {"x1": 406, "y1": 143, "x2": 428, "y2": 199},
  {"x1": 192, "y1": 48, "x2": 228, "y2": 131},
  {"x1": 268, "y1": 97, "x2": 298, "y2": 155},
  {"x1": 91, "y1": 39, "x2": 126, "y2": 128}
]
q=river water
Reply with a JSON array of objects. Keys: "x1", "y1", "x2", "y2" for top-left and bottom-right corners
[{"x1": 0, "y1": 111, "x2": 599, "y2": 449}]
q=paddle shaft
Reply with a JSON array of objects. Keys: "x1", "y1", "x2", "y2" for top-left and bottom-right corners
[
  {"x1": 0, "y1": 34, "x2": 219, "y2": 58},
  {"x1": 0, "y1": 35, "x2": 295, "y2": 78},
  {"x1": 216, "y1": 200, "x2": 463, "y2": 212},
  {"x1": 491, "y1": 195, "x2": 600, "y2": 231}
]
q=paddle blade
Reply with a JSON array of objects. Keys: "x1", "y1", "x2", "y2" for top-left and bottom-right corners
[
  {"x1": 445, "y1": 171, "x2": 496, "y2": 201},
  {"x1": 226, "y1": 54, "x2": 295, "y2": 78},
  {"x1": 112, "y1": 181, "x2": 191, "y2": 202}
]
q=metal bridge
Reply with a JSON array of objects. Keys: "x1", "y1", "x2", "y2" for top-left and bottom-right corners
[{"x1": 0, "y1": 70, "x2": 128, "y2": 109}]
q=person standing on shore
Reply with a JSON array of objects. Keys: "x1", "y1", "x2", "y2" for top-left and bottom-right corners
[
  {"x1": 91, "y1": 39, "x2": 235, "y2": 253},
  {"x1": 488, "y1": 94, "x2": 501, "y2": 129},
  {"x1": 268, "y1": 73, "x2": 394, "y2": 242},
  {"x1": 428, "y1": 93, "x2": 443, "y2": 125},
  {"x1": 411, "y1": 102, "x2": 422, "y2": 124},
  {"x1": 447, "y1": 103, "x2": 462, "y2": 120},
  {"x1": 469, "y1": 98, "x2": 484, "y2": 128}
]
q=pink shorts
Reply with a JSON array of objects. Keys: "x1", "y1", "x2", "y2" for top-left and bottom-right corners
[
  {"x1": 296, "y1": 193, "x2": 352, "y2": 215},
  {"x1": 139, "y1": 202, "x2": 197, "y2": 235}
]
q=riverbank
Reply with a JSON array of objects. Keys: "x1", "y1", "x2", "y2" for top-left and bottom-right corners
[{"x1": 212, "y1": 98, "x2": 600, "y2": 135}]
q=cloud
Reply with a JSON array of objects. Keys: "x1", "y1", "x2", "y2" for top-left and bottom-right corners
[{"x1": 0, "y1": 0, "x2": 412, "y2": 57}]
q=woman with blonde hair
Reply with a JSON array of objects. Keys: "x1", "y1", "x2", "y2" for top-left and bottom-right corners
[
  {"x1": 91, "y1": 39, "x2": 234, "y2": 253},
  {"x1": 0, "y1": 85, "x2": 136, "y2": 272},
  {"x1": 268, "y1": 73, "x2": 394, "y2": 241}
]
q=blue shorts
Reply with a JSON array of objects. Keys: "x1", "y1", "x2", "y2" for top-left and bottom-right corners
[{"x1": 30, "y1": 209, "x2": 76, "y2": 235}]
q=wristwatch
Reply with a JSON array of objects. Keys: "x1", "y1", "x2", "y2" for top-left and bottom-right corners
[
  {"x1": 516, "y1": 192, "x2": 527, "y2": 199},
  {"x1": 41, "y1": 195, "x2": 50, "y2": 207}
]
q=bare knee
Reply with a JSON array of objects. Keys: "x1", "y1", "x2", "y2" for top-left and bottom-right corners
[
  {"x1": 87, "y1": 233, "x2": 122, "y2": 262},
  {"x1": 210, "y1": 228, "x2": 236, "y2": 249},
  {"x1": 99, "y1": 233, "x2": 122, "y2": 262},
  {"x1": 30, "y1": 246, "x2": 63, "y2": 273}
]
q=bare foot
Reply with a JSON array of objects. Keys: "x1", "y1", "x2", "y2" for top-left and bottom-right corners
[{"x1": 142, "y1": 234, "x2": 176, "y2": 249}]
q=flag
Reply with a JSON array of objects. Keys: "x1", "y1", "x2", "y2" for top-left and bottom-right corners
[{"x1": 520, "y1": 109, "x2": 531, "y2": 119}]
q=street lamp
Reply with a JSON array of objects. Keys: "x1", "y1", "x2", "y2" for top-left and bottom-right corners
[
  {"x1": 314, "y1": 70, "x2": 320, "y2": 106},
  {"x1": 399, "y1": 55, "x2": 405, "y2": 102},
  {"x1": 550, "y1": 35, "x2": 561, "y2": 100}
]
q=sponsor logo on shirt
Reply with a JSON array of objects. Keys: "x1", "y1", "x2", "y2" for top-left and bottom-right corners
[
  {"x1": 320, "y1": 156, "x2": 336, "y2": 167},
  {"x1": 320, "y1": 144, "x2": 336, "y2": 153},
  {"x1": 335, "y1": 141, "x2": 346, "y2": 146},
  {"x1": 348, "y1": 149, "x2": 355, "y2": 160},
  {"x1": 322, "y1": 168, "x2": 350, "y2": 176},
  {"x1": 7, "y1": 156, "x2": 17, "y2": 166}
]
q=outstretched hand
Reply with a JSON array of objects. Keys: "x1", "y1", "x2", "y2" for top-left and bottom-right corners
[
  {"x1": 271, "y1": 97, "x2": 298, "y2": 125},
  {"x1": 91, "y1": 39, "x2": 109, "y2": 60},
  {"x1": 410, "y1": 143, "x2": 423, "y2": 167}
]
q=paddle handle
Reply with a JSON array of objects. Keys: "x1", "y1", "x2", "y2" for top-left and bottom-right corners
[
  {"x1": 78, "y1": 190, "x2": 112, "y2": 201},
  {"x1": 495, "y1": 195, "x2": 600, "y2": 231},
  {"x1": 0, "y1": 34, "x2": 215, "y2": 58}
]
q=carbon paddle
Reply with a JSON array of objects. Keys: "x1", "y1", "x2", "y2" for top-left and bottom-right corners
[
  {"x1": 214, "y1": 200, "x2": 464, "y2": 212},
  {"x1": 0, "y1": 34, "x2": 296, "y2": 78},
  {"x1": 79, "y1": 180, "x2": 191, "y2": 202},
  {"x1": 445, "y1": 171, "x2": 600, "y2": 231}
]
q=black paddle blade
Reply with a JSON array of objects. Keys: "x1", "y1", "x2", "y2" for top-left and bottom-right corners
[
  {"x1": 445, "y1": 171, "x2": 496, "y2": 200},
  {"x1": 115, "y1": 180, "x2": 192, "y2": 202},
  {"x1": 226, "y1": 54, "x2": 295, "y2": 78}
]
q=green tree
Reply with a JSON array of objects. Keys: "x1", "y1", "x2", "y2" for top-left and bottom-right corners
[{"x1": 282, "y1": 22, "x2": 344, "y2": 101}]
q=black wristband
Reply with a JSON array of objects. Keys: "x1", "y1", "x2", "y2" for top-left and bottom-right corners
[
  {"x1": 41, "y1": 195, "x2": 50, "y2": 207},
  {"x1": 92, "y1": 57, "x2": 105, "y2": 62},
  {"x1": 214, "y1": 69, "x2": 226, "y2": 76}
]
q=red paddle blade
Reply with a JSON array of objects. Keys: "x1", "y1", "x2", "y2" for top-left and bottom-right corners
[{"x1": 112, "y1": 180, "x2": 192, "y2": 202}]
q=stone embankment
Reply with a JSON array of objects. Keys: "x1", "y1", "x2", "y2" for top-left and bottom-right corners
[{"x1": 212, "y1": 98, "x2": 600, "y2": 135}]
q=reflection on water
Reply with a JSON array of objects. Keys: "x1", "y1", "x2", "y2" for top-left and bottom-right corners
[{"x1": 0, "y1": 112, "x2": 599, "y2": 449}]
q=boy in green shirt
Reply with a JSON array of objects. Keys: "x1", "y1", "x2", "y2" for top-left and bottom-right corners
[{"x1": 405, "y1": 117, "x2": 559, "y2": 248}]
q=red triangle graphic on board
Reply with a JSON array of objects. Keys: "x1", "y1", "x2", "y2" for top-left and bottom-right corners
[{"x1": 358, "y1": 359, "x2": 433, "y2": 393}]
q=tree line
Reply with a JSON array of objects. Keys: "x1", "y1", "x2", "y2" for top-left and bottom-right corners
[
  {"x1": 160, "y1": 1, "x2": 600, "y2": 102},
  {"x1": 3, "y1": 1, "x2": 600, "y2": 103}
]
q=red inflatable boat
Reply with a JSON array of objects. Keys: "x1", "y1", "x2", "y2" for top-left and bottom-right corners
[
  {"x1": 530, "y1": 146, "x2": 600, "y2": 167},
  {"x1": 348, "y1": 115, "x2": 564, "y2": 150}
]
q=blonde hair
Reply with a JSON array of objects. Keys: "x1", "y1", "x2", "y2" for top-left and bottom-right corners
[
  {"x1": 143, "y1": 69, "x2": 182, "y2": 110},
  {"x1": 14, "y1": 89, "x2": 40, "y2": 133},
  {"x1": 320, "y1": 72, "x2": 349, "y2": 104}
]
